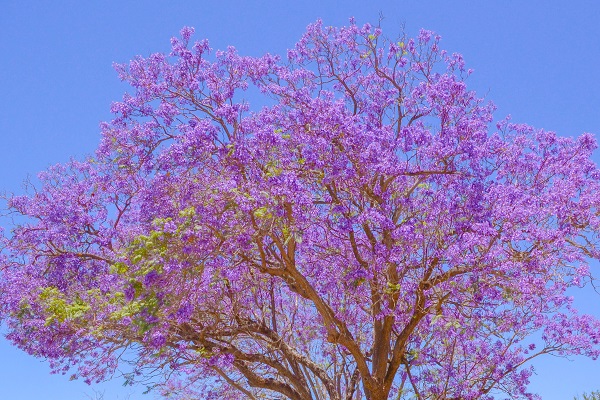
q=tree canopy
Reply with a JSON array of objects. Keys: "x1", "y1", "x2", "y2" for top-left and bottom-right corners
[{"x1": 2, "y1": 20, "x2": 600, "y2": 399}]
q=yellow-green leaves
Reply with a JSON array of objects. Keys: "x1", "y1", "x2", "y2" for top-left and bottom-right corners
[
  {"x1": 397, "y1": 41, "x2": 408, "y2": 55},
  {"x1": 178, "y1": 206, "x2": 196, "y2": 219},
  {"x1": 384, "y1": 281, "x2": 401, "y2": 294},
  {"x1": 226, "y1": 143, "x2": 235, "y2": 157},
  {"x1": 110, "y1": 262, "x2": 129, "y2": 275},
  {"x1": 39, "y1": 287, "x2": 90, "y2": 326},
  {"x1": 194, "y1": 346, "x2": 211, "y2": 358},
  {"x1": 264, "y1": 160, "x2": 282, "y2": 178},
  {"x1": 253, "y1": 206, "x2": 271, "y2": 219},
  {"x1": 103, "y1": 205, "x2": 202, "y2": 332},
  {"x1": 110, "y1": 300, "x2": 143, "y2": 321},
  {"x1": 16, "y1": 299, "x2": 32, "y2": 320}
]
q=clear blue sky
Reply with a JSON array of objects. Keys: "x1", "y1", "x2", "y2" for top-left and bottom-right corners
[{"x1": 1, "y1": 1, "x2": 599, "y2": 398}]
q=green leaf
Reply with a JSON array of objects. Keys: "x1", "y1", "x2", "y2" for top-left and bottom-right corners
[{"x1": 253, "y1": 207, "x2": 269, "y2": 219}]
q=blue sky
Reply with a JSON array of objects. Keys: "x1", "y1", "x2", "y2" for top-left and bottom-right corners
[{"x1": 1, "y1": 1, "x2": 599, "y2": 398}]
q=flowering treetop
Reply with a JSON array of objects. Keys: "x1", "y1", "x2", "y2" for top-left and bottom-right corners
[{"x1": 1, "y1": 19, "x2": 600, "y2": 400}]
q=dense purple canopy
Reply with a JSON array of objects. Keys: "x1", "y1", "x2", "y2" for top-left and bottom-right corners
[{"x1": 2, "y1": 20, "x2": 600, "y2": 399}]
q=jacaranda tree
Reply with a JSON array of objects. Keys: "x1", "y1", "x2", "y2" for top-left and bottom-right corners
[{"x1": 1, "y1": 20, "x2": 600, "y2": 400}]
